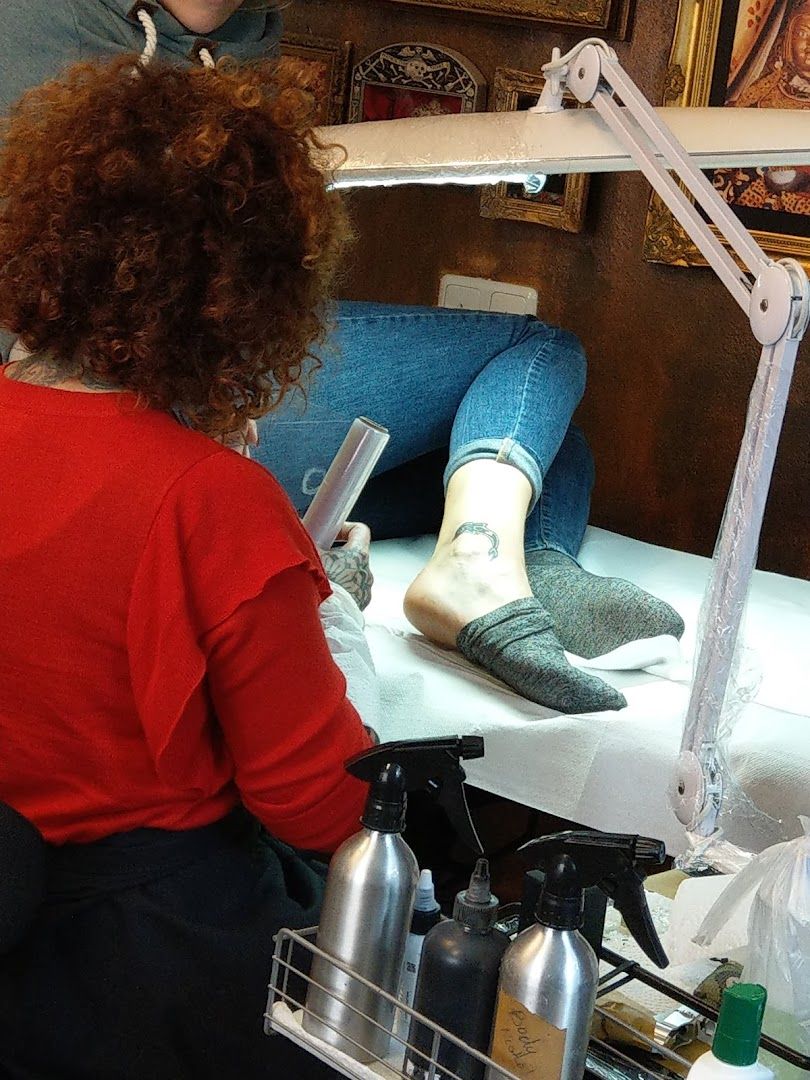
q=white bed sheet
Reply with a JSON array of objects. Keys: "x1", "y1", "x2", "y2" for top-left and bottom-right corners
[{"x1": 363, "y1": 528, "x2": 810, "y2": 855}]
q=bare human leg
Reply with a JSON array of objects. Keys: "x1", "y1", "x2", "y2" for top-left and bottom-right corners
[
  {"x1": 404, "y1": 459, "x2": 534, "y2": 645},
  {"x1": 404, "y1": 460, "x2": 626, "y2": 714}
]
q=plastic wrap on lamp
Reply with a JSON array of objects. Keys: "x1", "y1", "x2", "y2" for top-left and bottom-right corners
[
  {"x1": 673, "y1": 318, "x2": 802, "y2": 863},
  {"x1": 301, "y1": 418, "x2": 389, "y2": 551},
  {"x1": 316, "y1": 108, "x2": 810, "y2": 190}
]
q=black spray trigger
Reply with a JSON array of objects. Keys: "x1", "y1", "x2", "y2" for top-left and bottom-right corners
[
  {"x1": 345, "y1": 736, "x2": 484, "y2": 788},
  {"x1": 345, "y1": 736, "x2": 485, "y2": 854},
  {"x1": 601, "y1": 870, "x2": 668, "y2": 969},
  {"x1": 518, "y1": 830, "x2": 668, "y2": 970},
  {"x1": 435, "y1": 773, "x2": 484, "y2": 856}
]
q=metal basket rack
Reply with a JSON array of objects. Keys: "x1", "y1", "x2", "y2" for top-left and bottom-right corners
[{"x1": 265, "y1": 927, "x2": 810, "y2": 1080}]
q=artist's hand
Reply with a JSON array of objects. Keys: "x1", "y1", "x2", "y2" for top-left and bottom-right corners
[{"x1": 321, "y1": 522, "x2": 373, "y2": 611}]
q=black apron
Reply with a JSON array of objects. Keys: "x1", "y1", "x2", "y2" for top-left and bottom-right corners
[{"x1": 0, "y1": 807, "x2": 341, "y2": 1080}]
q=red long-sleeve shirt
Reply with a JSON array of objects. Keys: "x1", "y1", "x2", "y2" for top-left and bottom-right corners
[{"x1": 0, "y1": 367, "x2": 372, "y2": 849}]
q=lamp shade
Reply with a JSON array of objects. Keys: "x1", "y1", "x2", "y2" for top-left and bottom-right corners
[{"x1": 317, "y1": 107, "x2": 810, "y2": 188}]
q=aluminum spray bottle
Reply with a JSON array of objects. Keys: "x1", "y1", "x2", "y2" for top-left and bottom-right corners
[
  {"x1": 488, "y1": 831, "x2": 669, "y2": 1080},
  {"x1": 303, "y1": 736, "x2": 485, "y2": 1065}
]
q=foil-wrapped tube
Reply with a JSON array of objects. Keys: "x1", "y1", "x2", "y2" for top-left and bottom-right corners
[
  {"x1": 654, "y1": 1006, "x2": 705, "y2": 1050},
  {"x1": 317, "y1": 108, "x2": 810, "y2": 191},
  {"x1": 674, "y1": 330, "x2": 801, "y2": 849},
  {"x1": 301, "y1": 417, "x2": 389, "y2": 551}
]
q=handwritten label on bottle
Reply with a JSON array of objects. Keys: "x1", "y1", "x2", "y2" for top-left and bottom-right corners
[{"x1": 489, "y1": 991, "x2": 566, "y2": 1080}]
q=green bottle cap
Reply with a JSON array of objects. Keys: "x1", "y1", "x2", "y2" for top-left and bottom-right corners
[{"x1": 713, "y1": 984, "x2": 768, "y2": 1067}]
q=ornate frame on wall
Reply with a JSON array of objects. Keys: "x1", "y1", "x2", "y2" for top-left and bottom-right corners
[
  {"x1": 378, "y1": 0, "x2": 633, "y2": 38},
  {"x1": 348, "y1": 43, "x2": 486, "y2": 123},
  {"x1": 278, "y1": 34, "x2": 352, "y2": 126},
  {"x1": 643, "y1": 0, "x2": 810, "y2": 269},
  {"x1": 479, "y1": 68, "x2": 589, "y2": 233}
]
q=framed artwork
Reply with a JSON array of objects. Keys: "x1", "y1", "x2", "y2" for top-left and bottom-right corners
[
  {"x1": 479, "y1": 68, "x2": 590, "y2": 233},
  {"x1": 377, "y1": 0, "x2": 633, "y2": 38},
  {"x1": 643, "y1": 0, "x2": 810, "y2": 269},
  {"x1": 348, "y1": 43, "x2": 486, "y2": 123},
  {"x1": 278, "y1": 34, "x2": 352, "y2": 127}
]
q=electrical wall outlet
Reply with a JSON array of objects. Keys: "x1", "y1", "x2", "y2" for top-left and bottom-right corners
[{"x1": 438, "y1": 274, "x2": 539, "y2": 316}]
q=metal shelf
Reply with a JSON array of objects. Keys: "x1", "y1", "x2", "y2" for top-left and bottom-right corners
[{"x1": 265, "y1": 927, "x2": 810, "y2": 1080}]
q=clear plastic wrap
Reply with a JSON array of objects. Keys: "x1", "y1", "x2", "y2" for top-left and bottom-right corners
[
  {"x1": 694, "y1": 820, "x2": 810, "y2": 1063},
  {"x1": 301, "y1": 418, "x2": 389, "y2": 551},
  {"x1": 317, "y1": 108, "x2": 810, "y2": 188},
  {"x1": 319, "y1": 584, "x2": 380, "y2": 732},
  {"x1": 673, "y1": 325, "x2": 802, "y2": 866}
]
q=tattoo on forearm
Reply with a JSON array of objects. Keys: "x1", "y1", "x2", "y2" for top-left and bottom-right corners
[
  {"x1": 453, "y1": 521, "x2": 500, "y2": 560},
  {"x1": 321, "y1": 549, "x2": 373, "y2": 611}
]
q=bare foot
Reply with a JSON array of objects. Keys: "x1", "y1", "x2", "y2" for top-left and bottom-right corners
[{"x1": 404, "y1": 531, "x2": 533, "y2": 648}]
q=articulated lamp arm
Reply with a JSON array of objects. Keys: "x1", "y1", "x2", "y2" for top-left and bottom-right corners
[{"x1": 538, "y1": 41, "x2": 810, "y2": 841}]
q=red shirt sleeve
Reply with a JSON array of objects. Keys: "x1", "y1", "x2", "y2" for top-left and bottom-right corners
[
  {"x1": 127, "y1": 448, "x2": 372, "y2": 850},
  {"x1": 203, "y1": 565, "x2": 372, "y2": 852}
]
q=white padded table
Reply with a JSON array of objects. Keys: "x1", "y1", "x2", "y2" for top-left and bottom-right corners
[{"x1": 364, "y1": 528, "x2": 810, "y2": 855}]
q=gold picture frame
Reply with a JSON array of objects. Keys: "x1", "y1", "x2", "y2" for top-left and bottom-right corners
[
  {"x1": 379, "y1": 0, "x2": 633, "y2": 37},
  {"x1": 480, "y1": 68, "x2": 590, "y2": 233},
  {"x1": 278, "y1": 34, "x2": 352, "y2": 127},
  {"x1": 643, "y1": 0, "x2": 810, "y2": 269}
]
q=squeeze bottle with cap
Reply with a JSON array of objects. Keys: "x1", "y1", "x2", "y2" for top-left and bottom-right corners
[
  {"x1": 303, "y1": 736, "x2": 485, "y2": 1064},
  {"x1": 405, "y1": 858, "x2": 510, "y2": 1080},
  {"x1": 487, "y1": 831, "x2": 668, "y2": 1080},
  {"x1": 395, "y1": 869, "x2": 442, "y2": 1042},
  {"x1": 687, "y1": 985, "x2": 773, "y2": 1080}
]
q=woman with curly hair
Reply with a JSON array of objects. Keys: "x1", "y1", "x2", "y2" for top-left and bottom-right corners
[
  {"x1": 0, "y1": 56, "x2": 369, "y2": 1079},
  {"x1": 1, "y1": 0, "x2": 687, "y2": 715}
]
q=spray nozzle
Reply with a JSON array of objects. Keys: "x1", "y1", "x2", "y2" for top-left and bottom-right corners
[
  {"x1": 465, "y1": 858, "x2": 492, "y2": 904},
  {"x1": 345, "y1": 736, "x2": 485, "y2": 854},
  {"x1": 519, "y1": 830, "x2": 668, "y2": 969},
  {"x1": 453, "y1": 857, "x2": 500, "y2": 932}
]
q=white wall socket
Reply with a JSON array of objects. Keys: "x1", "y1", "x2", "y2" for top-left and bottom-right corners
[{"x1": 438, "y1": 274, "x2": 539, "y2": 316}]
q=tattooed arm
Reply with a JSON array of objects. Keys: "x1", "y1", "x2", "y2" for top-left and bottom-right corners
[
  {"x1": 318, "y1": 522, "x2": 381, "y2": 734},
  {"x1": 320, "y1": 521, "x2": 374, "y2": 611}
]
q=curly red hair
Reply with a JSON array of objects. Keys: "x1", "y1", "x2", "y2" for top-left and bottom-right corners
[{"x1": 0, "y1": 57, "x2": 348, "y2": 436}]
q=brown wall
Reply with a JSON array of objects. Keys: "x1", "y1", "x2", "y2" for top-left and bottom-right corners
[{"x1": 284, "y1": 0, "x2": 810, "y2": 579}]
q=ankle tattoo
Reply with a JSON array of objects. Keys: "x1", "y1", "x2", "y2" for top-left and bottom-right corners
[{"x1": 453, "y1": 522, "x2": 500, "y2": 560}]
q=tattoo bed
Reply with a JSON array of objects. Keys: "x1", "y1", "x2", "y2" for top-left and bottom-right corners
[{"x1": 314, "y1": 39, "x2": 810, "y2": 870}]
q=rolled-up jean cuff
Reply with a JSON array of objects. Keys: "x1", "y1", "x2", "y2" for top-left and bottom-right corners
[{"x1": 444, "y1": 437, "x2": 543, "y2": 513}]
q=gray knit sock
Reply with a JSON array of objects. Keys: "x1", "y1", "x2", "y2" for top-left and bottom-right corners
[
  {"x1": 456, "y1": 598, "x2": 627, "y2": 714},
  {"x1": 525, "y1": 549, "x2": 685, "y2": 661}
]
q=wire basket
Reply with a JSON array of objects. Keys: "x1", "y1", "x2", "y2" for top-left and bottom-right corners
[
  {"x1": 265, "y1": 925, "x2": 516, "y2": 1080},
  {"x1": 265, "y1": 927, "x2": 810, "y2": 1080}
]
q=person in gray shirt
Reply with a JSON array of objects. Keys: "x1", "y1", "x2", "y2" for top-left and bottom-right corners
[
  {"x1": 0, "y1": 0, "x2": 278, "y2": 112},
  {"x1": 0, "y1": 0, "x2": 684, "y2": 714}
]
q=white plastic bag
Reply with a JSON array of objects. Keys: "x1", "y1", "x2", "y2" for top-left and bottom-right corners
[
  {"x1": 319, "y1": 583, "x2": 381, "y2": 731},
  {"x1": 695, "y1": 817, "x2": 810, "y2": 1056}
]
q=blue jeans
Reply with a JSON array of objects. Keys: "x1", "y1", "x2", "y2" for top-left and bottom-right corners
[{"x1": 253, "y1": 301, "x2": 593, "y2": 559}]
